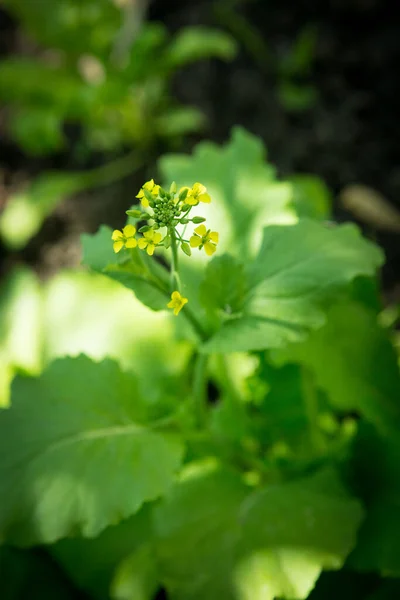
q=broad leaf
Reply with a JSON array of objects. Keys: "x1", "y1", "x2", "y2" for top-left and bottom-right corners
[
  {"x1": 159, "y1": 127, "x2": 298, "y2": 260},
  {"x1": 272, "y1": 299, "x2": 400, "y2": 434},
  {"x1": 0, "y1": 356, "x2": 184, "y2": 545},
  {"x1": 153, "y1": 462, "x2": 363, "y2": 600},
  {"x1": 202, "y1": 220, "x2": 383, "y2": 353}
]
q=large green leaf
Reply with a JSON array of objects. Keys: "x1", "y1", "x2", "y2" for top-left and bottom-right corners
[
  {"x1": 152, "y1": 462, "x2": 363, "y2": 600},
  {"x1": 202, "y1": 220, "x2": 383, "y2": 353},
  {"x1": 0, "y1": 356, "x2": 184, "y2": 545},
  {"x1": 159, "y1": 127, "x2": 298, "y2": 261},
  {"x1": 272, "y1": 299, "x2": 400, "y2": 434}
]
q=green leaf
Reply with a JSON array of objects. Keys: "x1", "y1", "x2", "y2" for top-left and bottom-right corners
[
  {"x1": 166, "y1": 27, "x2": 237, "y2": 69},
  {"x1": 199, "y1": 254, "x2": 247, "y2": 315},
  {"x1": 0, "y1": 356, "x2": 184, "y2": 545},
  {"x1": 348, "y1": 426, "x2": 400, "y2": 577},
  {"x1": 52, "y1": 507, "x2": 154, "y2": 600},
  {"x1": 81, "y1": 226, "x2": 170, "y2": 311},
  {"x1": 288, "y1": 174, "x2": 332, "y2": 220},
  {"x1": 153, "y1": 462, "x2": 363, "y2": 600},
  {"x1": 156, "y1": 106, "x2": 206, "y2": 138},
  {"x1": 272, "y1": 299, "x2": 400, "y2": 434},
  {"x1": 203, "y1": 220, "x2": 383, "y2": 353},
  {"x1": 0, "y1": 268, "x2": 42, "y2": 406},
  {"x1": 0, "y1": 173, "x2": 84, "y2": 250},
  {"x1": 111, "y1": 545, "x2": 159, "y2": 600},
  {"x1": 159, "y1": 127, "x2": 297, "y2": 261}
]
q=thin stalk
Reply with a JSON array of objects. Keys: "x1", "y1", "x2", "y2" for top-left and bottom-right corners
[{"x1": 169, "y1": 228, "x2": 180, "y2": 291}]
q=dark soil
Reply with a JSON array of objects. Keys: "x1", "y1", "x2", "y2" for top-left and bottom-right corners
[{"x1": 1, "y1": 0, "x2": 400, "y2": 291}]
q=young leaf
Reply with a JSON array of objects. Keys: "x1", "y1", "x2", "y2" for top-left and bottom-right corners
[
  {"x1": 202, "y1": 220, "x2": 383, "y2": 353},
  {"x1": 0, "y1": 356, "x2": 184, "y2": 545},
  {"x1": 199, "y1": 254, "x2": 246, "y2": 315},
  {"x1": 153, "y1": 463, "x2": 363, "y2": 600}
]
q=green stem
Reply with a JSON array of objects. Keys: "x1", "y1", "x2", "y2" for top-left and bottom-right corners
[
  {"x1": 169, "y1": 227, "x2": 180, "y2": 292},
  {"x1": 192, "y1": 352, "x2": 208, "y2": 427}
]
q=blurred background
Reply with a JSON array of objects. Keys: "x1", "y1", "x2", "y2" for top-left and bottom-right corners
[
  {"x1": 1, "y1": 0, "x2": 400, "y2": 597},
  {"x1": 1, "y1": 0, "x2": 400, "y2": 288}
]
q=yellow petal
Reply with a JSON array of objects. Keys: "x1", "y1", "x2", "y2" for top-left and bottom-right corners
[
  {"x1": 171, "y1": 291, "x2": 181, "y2": 301},
  {"x1": 138, "y1": 238, "x2": 147, "y2": 249},
  {"x1": 209, "y1": 231, "x2": 219, "y2": 243},
  {"x1": 167, "y1": 299, "x2": 175, "y2": 309},
  {"x1": 111, "y1": 229, "x2": 123, "y2": 241},
  {"x1": 125, "y1": 238, "x2": 137, "y2": 248},
  {"x1": 194, "y1": 224, "x2": 207, "y2": 237},
  {"x1": 146, "y1": 244, "x2": 155, "y2": 256},
  {"x1": 143, "y1": 179, "x2": 155, "y2": 190},
  {"x1": 204, "y1": 242, "x2": 216, "y2": 256},
  {"x1": 136, "y1": 189, "x2": 144, "y2": 199},
  {"x1": 153, "y1": 232, "x2": 163, "y2": 244},
  {"x1": 185, "y1": 196, "x2": 198, "y2": 206},
  {"x1": 153, "y1": 185, "x2": 160, "y2": 195},
  {"x1": 193, "y1": 182, "x2": 206, "y2": 195},
  {"x1": 141, "y1": 198, "x2": 149, "y2": 208},
  {"x1": 190, "y1": 235, "x2": 202, "y2": 248},
  {"x1": 123, "y1": 224, "x2": 136, "y2": 238},
  {"x1": 199, "y1": 193, "x2": 211, "y2": 204},
  {"x1": 113, "y1": 241, "x2": 124, "y2": 253}
]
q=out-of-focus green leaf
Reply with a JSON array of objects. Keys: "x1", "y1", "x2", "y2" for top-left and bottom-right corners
[
  {"x1": 273, "y1": 299, "x2": 400, "y2": 435},
  {"x1": 52, "y1": 506, "x2": 154, "y2": 600},
  {"x1": 166, "y1": 27, "x2": 237, "y2": 68},
  {"x1": 0, "y1": 268, "x2": 42, "y2": 407},
  {"x1": 159, "y1": 127, "x2": 297, "y2": 261},
  {"x1": 0, "y1": 356, "x2": 184, "y2": 545},
  {"x1": 111, "y1": 545, "x2": 159, "y2": 600},
  {"x1": 278, "y1": 81, "x2": 318, "y2": 112},
  {"x1": 3, "y1": 0, "x2": 122, "y2": 57},
  {"x1": 153, "y1": 462, "x2": 363, "y2": 600},
  {"x1": 202, "y1": 220, "x2": 383, "y2": 353},
  {"x1": 9, "y1": 108, "x2": 64, "y2": 155},
  {"x1": 288, "y1": 174, "x2": 332, "y2": 220},
  {"x1": 0, "y1": 173, "x2": 84, "y2": 250},
  {"x1": 156, "y1": 106, "x2": 206, "y2": 138}
]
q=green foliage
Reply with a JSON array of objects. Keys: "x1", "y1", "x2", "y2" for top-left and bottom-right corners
[
  {"x1": 0, "y1": 356, "x2": 184, "y2": 545},
  {"x1": 0, "y1": 128, "x2": 399, "y2": 599}
]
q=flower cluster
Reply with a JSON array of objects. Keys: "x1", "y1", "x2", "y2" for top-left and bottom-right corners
[
  {"x1": 111, "y1": 179, "x2": 219, "y2": 258},
  {"x1": 111, "y1": 179, "x2": 220, "y2": 317}
]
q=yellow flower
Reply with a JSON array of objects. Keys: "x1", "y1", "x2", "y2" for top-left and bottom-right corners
[
  {"x1": 189, "y1": 224, "x2": 219, "y2": 256},
  {"x1": 179, "y1": 182, "x2": 211, "y2": 206},
  {"x1": 111, "y1": 224, "x2": 137, "y2": 253},
  {"x1": 167, "y1": 290, "x2": 188, "y2": 316},
  {"x1": 138, "y1": 229, "x2": 163, "y2": 256},
  {"x1": 136, "y1": 179, "x2": 160, "y2": 208}
]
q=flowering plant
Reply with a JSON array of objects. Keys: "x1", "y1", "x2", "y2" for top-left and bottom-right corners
[{"x1": 0, "y1": 129, "x2": 399, "y2": 600}]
